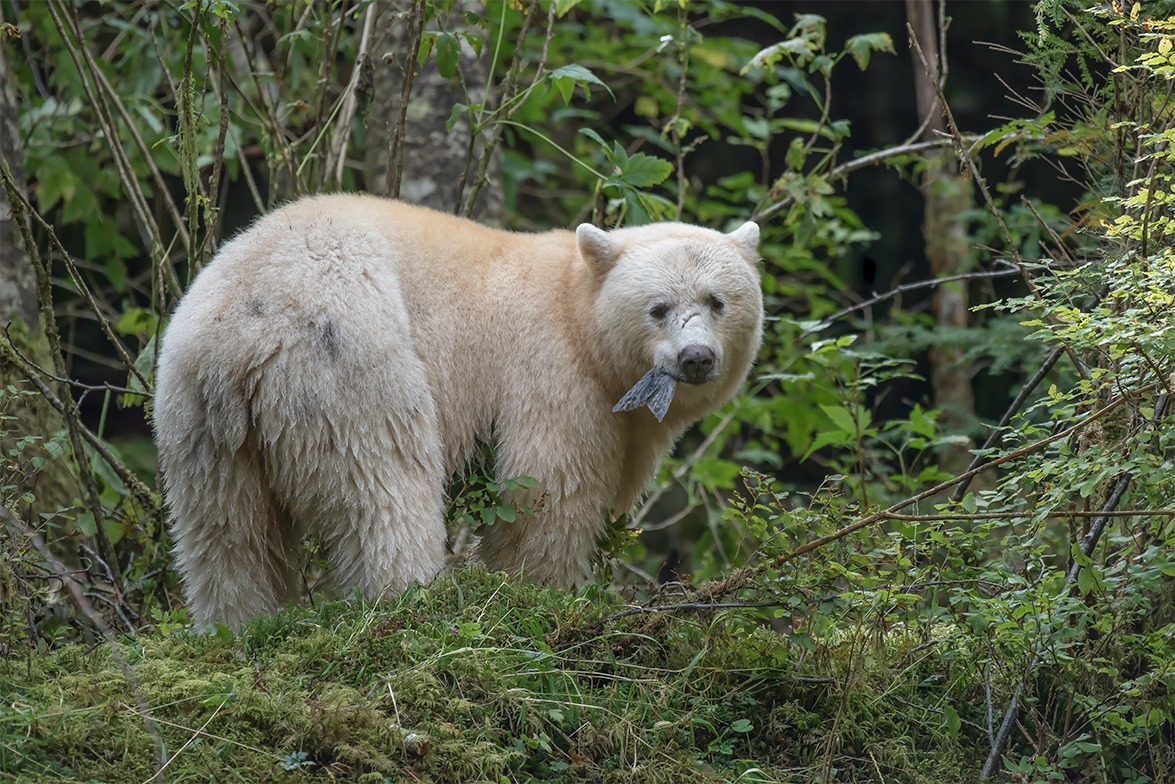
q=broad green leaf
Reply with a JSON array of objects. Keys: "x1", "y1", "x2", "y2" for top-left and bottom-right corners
[
  {"x1": 617, "y1": 152, "x2": 672, "y2": 188},
  {"x1": 741, "y1": 39, "x2": 813, "y2": 74},
  {"x1": 546, "y1": 64, "x2": 613, "y2": 105},
  {"x1": 447, "y1": 102, "x2": 470, "y2": 132},
  {"x1": 941, "y1": 705, "x2": 961, "y2": 738},
  {"x1": 433, "y1": 32, "x2": 460, "y2": 79},
  {"x1": 845, "y1": 32, "x2": 895, "y2": 70},
  {"x1": 820, "y1": 404, "x2": 859, "y2": 434}
]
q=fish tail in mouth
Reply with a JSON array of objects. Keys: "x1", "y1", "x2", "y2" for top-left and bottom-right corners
[{"x1": 612, "y1": 368, "x2": 678, "y2": 422}]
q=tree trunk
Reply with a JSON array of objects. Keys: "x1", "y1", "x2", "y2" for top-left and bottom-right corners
[
  {"x1": 906, "y1": 0, "x2": 975, "y2": 475},
  {"x1": 362, "y1": 0, "x2": 504, "y2": 222}
]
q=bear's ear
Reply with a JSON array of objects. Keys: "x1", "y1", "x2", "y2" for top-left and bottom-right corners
[
  {"x1": 727, "y1": 221, "x2": 760, "y2": 261},
  {"x1": 576, "y1": 224, "x2": 619, "y2": 273}
]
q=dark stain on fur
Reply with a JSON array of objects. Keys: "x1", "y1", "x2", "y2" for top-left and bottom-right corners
[
  {"x1": 315, "y1": 318, "x2": 340, "y2": 361},
  {"x1": 246, "y1": 296, "x2": 267, "y2": 317}
]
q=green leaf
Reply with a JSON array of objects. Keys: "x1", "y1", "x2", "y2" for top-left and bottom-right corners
[
  {"x1": 800, "y1": 429, "x2": 852, "y2": 460},
  {"x1": 578, "y1": 127, "x2": 609, "y2": 150},
  {"x1": 1076, "y1": 565, "x2": 1095, "y2": 594},
  {"x1": 447, "y1": 102, "x2": 471, "y2": 132},
  {"x1": 432, "y1": 32, "x2": 461, "y2": 79},
  {"x1": 75, "y1": 510, "x2": 96, "y2": 537},
  {"x1": 546, "y1": 64, "x2": 613, "y2": 105},
  {"x1": 495, "y1": 505, "x2": 517, "y2": 523},
  {"x1": 941, "y1": 705, "x2": 961, "y2": 738},
  {"x1": 741, "y1": 39, "x2": 814, "y2": 74},
  {"x1": 730, "y1": 719, "x2": 753, "y2": 733},
  {"x1": 555, "y1": 0, "x2": 585, "y2": 16},
  {"x1": 113, "y1": 307, "x2": 159, "y2": 336},
  {"x1": 617, "y1": 152, "x2": 673, "y2": 188},
  {"x1": 622, "y1": 191, "x2": 652, "y2": 225},
  {"x1": 844, "y1": 33, "x2": 895, "y2": 70},
  {"x1": 819, "y1": 404, "x2": 858, "y2": 434}
]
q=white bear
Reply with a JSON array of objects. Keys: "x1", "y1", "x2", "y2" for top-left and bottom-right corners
[{"x1": 153, "y1": 195, "x2": 763, "y2": 628}]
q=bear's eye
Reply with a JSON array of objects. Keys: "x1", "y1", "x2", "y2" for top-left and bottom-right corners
[
  {"x1": 649, "y1": 304, "x2": 669, "y2": 320},
  {"x1": 709, "y1": 295, "x2": 725, "y2": 313}
]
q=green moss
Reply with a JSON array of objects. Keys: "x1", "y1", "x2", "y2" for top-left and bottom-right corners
[{"x1": 0, "y1": 567, "x2": 984, "y2": 783}]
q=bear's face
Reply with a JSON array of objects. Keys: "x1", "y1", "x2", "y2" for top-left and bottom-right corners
[{"x1": 579, "y1": 222, "x2": 764, "y2": 412}]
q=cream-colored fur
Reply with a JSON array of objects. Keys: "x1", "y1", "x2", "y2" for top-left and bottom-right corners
[{"x1": 153, "y1": 195, "x2": 763, "y2": 627}]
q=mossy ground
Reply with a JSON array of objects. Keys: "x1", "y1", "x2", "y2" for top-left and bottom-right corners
[{"x1": 2, "y1": 568, "x2": 981, "y2": 783}]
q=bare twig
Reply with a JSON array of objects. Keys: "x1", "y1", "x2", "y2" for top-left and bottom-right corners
[
  {"x1": 460, "y1": 0, "x2": 544, "y2": 217},
  {"x1": 807, "y1": 264, "x2": 1024, "y2": 332},
  {"x1": 604, "y1": 600, "x2": 784, "y2": 623},
  {"x1": 328, "y1": 1, "x2": 376, "y2": 187},
  {"x1": 0, "y1": 157, "x2": 125, "y2": 585},
  {"x1": 630, "y1": 408, "x2": 739, "y2": 529},
  {"x1": 4, "y1": 357, "x2": 160, "y2": 517},
  {"x1": 143, "y1": 700, "x2": 226, "y2": 783},
  {"x1": 948, "y1": 279, "x2": 1109, "y2": 505},
  {"x1": 233, "y1": 17, "x2": 301, "y2": 197},
  {"x1": 879, "y1": 508, "x2": 1175, "y2": 521},
  {"x1": 200, "y1": 15, "x2": 233, "y2": 270},
  {"x1": 47, "y1": 0, "x2": 179, "y2": 300},
  {"x1": 671, "y1": 5, "x2": 690, "y2": 221},
  {"x1": 387, "y1": 0, "x2": 427, "y2": 198},
  {"x1": 3, "y1": 326, "x2": 148, "y2": 399}
]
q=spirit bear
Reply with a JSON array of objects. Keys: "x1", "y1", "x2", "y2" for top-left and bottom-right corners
[{"x1": 154, "y1": 195, "x2": 763, "y2": 627}]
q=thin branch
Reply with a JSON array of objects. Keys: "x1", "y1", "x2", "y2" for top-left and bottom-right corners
[
  {"x1": 3, "y1": 326, "x2": 147, "y2": 398},
  {"x1": 671, "y1": 5, "x2": 690, "y2": 221},
  {"x1": 329, "y1": 0, "x2": 376, "y2": 188},
  {"x1": 0, "y1": 157, "x2": 123, "y2": 585},
  {"x1": 604, "y1": 601, "x2": 785, "y2": 623},
  {"x1": 200, "y1": 15, "x2": 233, "y2": 270},
  {"x1": 9, "y1": 360, "x2": 160, "y2": 516},
  {"x1": 879, "y1": 508, "x2": 1175, "y2": 521},
  {"x1": 47, "y1": 0, "x2": 179, "y2": 299},
  {"x1": 948, "y1": 281, "x2": 1110, "y2": 504},
  {"x1": 387, "y1": 0, "x2": 426, "y2": 198},
  {"x1": 630, "y1": 408, "x2": 739, "y2": 529},
  {"x1": 807, "y1": 264, "x2": 1024, "y2": 333},
  {"x1": 461, "y1": 0, "x2": 544, "y2": 217},
  {"x1": 233, "y1": 17, "x2": 301, "y2": 197}
]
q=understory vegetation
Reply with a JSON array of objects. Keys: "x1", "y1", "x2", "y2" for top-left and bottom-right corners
[{"x1": 1, "y1": 0, "x2": 1173, "y2": 782}]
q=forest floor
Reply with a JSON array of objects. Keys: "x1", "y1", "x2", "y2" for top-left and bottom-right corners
[{"x1": 4, "y1": 567, "x2": 986, "y2": 783}]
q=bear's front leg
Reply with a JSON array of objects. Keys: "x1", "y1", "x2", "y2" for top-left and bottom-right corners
[{"x1": 475, "y1": 408, "x2": 627, "y2": 588}]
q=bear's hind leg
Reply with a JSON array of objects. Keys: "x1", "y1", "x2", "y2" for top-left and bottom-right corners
[
  {"x1": 167, "y1": 432, "x2": 301, "y2": 629},
  {"x1": 313, "y1": 414, "x2": 449, "y2": 601}
]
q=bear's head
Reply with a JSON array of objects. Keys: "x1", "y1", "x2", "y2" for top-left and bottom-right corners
[{"x1": 577, "y1": 220, "x2": 764, "y2": 421}]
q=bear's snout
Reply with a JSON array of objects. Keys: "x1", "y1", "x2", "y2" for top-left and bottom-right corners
[{"x1": 678, "y1": 344, "x2": 716, "y2": 384}]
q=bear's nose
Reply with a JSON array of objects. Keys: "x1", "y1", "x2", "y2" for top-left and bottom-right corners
[{"x1": 678, "y1": 344, "x2": 715, "y2": 384}]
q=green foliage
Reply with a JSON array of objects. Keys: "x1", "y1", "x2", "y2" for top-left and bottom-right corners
[
  {"x1": 2, "y1": 2, "x2": 1174, "y2": 781},
  {"x1": 447, "y1": 456, "x2": 541, "y2": 534}
]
